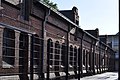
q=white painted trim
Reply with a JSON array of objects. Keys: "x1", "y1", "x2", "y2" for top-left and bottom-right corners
[
  {"x1": 59, "y1": 72, "x2": 66, "y2": 76},
  {"x1": 83, "y1": 70, "x2": 86, "y2": 73},
  {"x1": 95, "y1": 69, "x2": 97, "y2": 73},
  {"x1": 44, "y1": 73, "x2": 56, "y2": 79},
  {"x1": 0, "y1": 75, "x2": 19, "y2": 80},
  {"x1": 68, "y1": 71, "x2": 75, "y2": 75}
]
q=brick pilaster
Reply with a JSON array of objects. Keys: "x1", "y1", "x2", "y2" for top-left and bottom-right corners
[
  {"x1": 14, "y1": 30, "x2": 20, "y2": 69},
  {"x1": 28, "y1": 34, "x2": 31, "y2": 72},
  {"x1": 0, "y1": 25, "x2": 4, "y2": 67}
]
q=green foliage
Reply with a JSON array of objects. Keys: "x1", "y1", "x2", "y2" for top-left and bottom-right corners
[{"x1": 42, "y1": 0, "x2": 58, "y2": 9}]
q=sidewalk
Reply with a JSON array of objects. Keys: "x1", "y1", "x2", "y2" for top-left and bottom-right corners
[{"x1": 71, "y1": 72, "x2": 118, "y2": 80}]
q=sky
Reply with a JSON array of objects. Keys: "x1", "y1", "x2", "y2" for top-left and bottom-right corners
[{"x1": 50, "y1": 0, "x2": 119, "y2": 35}]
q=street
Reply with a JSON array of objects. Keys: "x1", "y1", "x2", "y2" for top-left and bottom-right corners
[{"x1": 71, "y1": 72, "x2": 118, "y2": 80}]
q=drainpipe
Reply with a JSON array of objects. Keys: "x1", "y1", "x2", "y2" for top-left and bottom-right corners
[
  {"x1": 92, "y1": 40, "x2": 97, "y2": 75},
  {"x1": 80, "y1": 32, "x2": 84, "y2": 79},
  {"x1": 65, "y1": 24, "x2": 70, "y2": 80},
  {"x1": 30, "y1": 34, "x2": 34, "y2": 80},
  {"x1": 99, "y1": 42, "x2": 102, "y2": 73},
  {"x1": 78, "y1": 32, "x2": 84, "y2": 80},
  {"x1": 90, "y1": 40, "x2": 94, "y2": 72},
  {"x1": 41, "y1": 8, "x2": 51, "y2": 79}
]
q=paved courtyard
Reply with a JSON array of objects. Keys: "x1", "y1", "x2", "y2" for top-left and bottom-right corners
[{"x1": 71, "y1": 72, "x2": 118, "y2": 80}]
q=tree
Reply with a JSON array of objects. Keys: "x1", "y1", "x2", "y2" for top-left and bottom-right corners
[{"x1": 42, "y1": 0, "x2": 58, "y2": 10}]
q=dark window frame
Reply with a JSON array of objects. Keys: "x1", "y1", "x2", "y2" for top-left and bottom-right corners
[{"x1": 2, "y1": 28, "x2": 15, "y2": 68}]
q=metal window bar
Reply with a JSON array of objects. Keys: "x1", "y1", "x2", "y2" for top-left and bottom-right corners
[{"x1": 2, "y1": 29, "x2": 15, "y2": 68}]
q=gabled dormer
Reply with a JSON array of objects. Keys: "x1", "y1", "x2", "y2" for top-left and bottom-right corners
[{"x1": 59, "y1": 6, "x2": 79, "y2": 25}]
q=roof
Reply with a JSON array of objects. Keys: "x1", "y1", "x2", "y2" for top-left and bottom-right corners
[{"x1": 37, "y1": 0, "x2": 99, "y2": 41}]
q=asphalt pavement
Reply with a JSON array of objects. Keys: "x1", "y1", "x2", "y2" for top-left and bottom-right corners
[{"x1": 70, "y1": 72, "x2": 118, "y2": 80}]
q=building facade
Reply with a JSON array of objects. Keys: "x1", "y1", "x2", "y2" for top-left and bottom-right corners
[
  {"x1": 0, "y1": 0, "x2": 116, "y2": 80},
  {"x1": 99, "y1": 33, "x2": 119, "y2": 71}
]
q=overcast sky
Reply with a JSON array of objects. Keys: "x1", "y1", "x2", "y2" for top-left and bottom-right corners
[{"x1": 51, "y1": 0, "x2": 119, "y2": 35}]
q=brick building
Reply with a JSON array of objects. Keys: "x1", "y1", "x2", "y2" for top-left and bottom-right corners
[
  {"x1": 0, "y1": 0, "x2": 115, "y2": 80},
  {"x1": 99, "y1": 33, "x2": 119, "y2": 71}
]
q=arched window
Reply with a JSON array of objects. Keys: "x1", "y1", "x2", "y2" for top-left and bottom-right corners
[
  {"x1": 74, "y1": 46, "x2": 77, "y2": 67},
  {"x1": 33, "y1": 35, "x2": 41, "y2": 71},
  {"x1": 54, "y1": 41, "x2": 60, "y2": 71},
  {"x1": 86, "y1": 50, "x2": 89, "y2": 70},
  {"x1": 89, "y1": 51, "x2": 91, "y2": 70},
  {"x1": 94, "y1": 53, "x2": 97, "y2": 66},
  {"x1": 19, "y1": 32, "x2": 28, "y2": 78},
  {"x1": 83, "y1": 49, "x2": 85, "y2": 67},
  {"x1": 61, "y1": 43, "x2": 66, "y2": 67},
  {"x1": 3, "y1": 28, "x2": 15, "y2": 67},
  {"x1": 47, "y1": 39, "x2": 53, "y2": 67},
  {"x1": 69, "y1": 45, "x2": 73, "y2": 67}
]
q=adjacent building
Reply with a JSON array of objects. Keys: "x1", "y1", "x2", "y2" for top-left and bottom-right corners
[{"x1": 99, "y1": 32, "x2": 119, "y2": 71}]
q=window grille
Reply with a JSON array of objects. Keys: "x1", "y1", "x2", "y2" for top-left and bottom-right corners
[
  {"x1": 61, "y1": 43, "x2": 66, "y2": 67},
  {"x1": 47, "y1": 39, "x2": 53, "y2": 68},
  {"x1": 69, "y1": 45, "x2": 73, "y2": 67},
  {"x1": 19, "y1": 32, "x2": 29, "y2": 80},
  {"x1": 2, "y1": 28, "x2": 15, "y2": 68},
  {"x1": 74, "y1": 47, "x2": 77, "y2": 68},
  {"x1": 33, "y1": 35, "x2": 41, "y2": 73},
  {"x1": 89, "y1": 51, "x2": 91, "y2": 69},
  {"x1": 86, "y1": 51, "x2": 89, "y2": 67},
  {"x1": 54, "y1": 41, "x2": 60, "y2": 72},
  {"x1": 83, "y1": 49, "x2": 85, "y2": 67}
]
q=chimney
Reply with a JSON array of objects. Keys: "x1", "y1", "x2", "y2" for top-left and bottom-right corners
[
  {"x1": 59, "y1": 6, "x2": 79, "y2": 25},
  {"x1": 99, "y1": 35, "x2": 108, "y2": 44},
  {"x1": 72, "y1": 6, "x2": 79, "y2": 25},
  {"x1": 85, "y1": 28, "x2": 99, "y2": 38}
]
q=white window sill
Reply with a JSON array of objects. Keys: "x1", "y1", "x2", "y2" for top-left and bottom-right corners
[{"x1": 2, "y1": 61, "x2": 14, "y2": 68}]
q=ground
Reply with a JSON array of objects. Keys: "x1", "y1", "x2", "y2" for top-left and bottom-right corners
[{"x1": 71, "y1": 72, "x2": 118, "y2": 80}]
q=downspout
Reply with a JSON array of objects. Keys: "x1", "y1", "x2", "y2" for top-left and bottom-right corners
[
  {"x1": 41, "y1": 8, "x2": 51, "y2": 79},
  {"x1": 79, "y1": 32, "x2": 84, "y2": 78},
  {"x1": 78, "y1": 32, "x2": 84, "y2": 80},
  {"x1": 30, "y1": 34, "x2": 34, "y2": 80},
  {"x1": 92, "y1": 40, "x2": 97, "y2": 74},
  {"x1": 98, "y1": 41, "x2": 101, "y2": 73},
  {"x1": 89, "y1": 40, "x2": 93, "y2": 73},
  {"x1": 65, "y1": 24, "x2": 70, "y2": 80}
]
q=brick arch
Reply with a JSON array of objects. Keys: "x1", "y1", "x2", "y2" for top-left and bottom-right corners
[
  {"x1": 73, "y1": 46, "x2": 77, "y2": 67},
  {"x1": 69, "y1": 45, "x2": 73, "y2": 67},
  {"x1": 47, "y1": 38, "x2": 53, "y2": 66}
]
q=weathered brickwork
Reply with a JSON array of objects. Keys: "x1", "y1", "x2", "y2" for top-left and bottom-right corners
[{"x1": 0, "y1": 0, "x2": 115, "y2": 80}]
